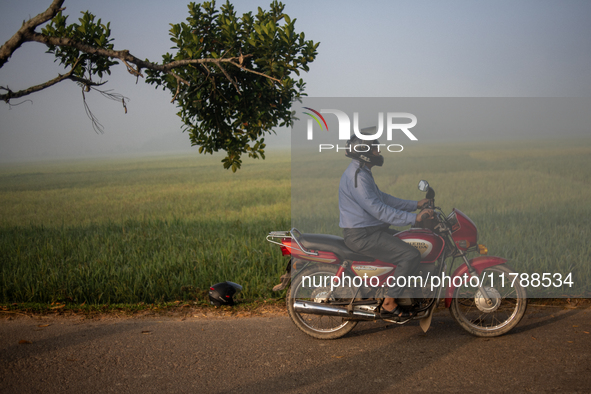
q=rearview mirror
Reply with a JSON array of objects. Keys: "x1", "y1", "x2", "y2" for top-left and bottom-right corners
[{"x1": 418, "y1": 180, "x2": 429, "y2": 192}]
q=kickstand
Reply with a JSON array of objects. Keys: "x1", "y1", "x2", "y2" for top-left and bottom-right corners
[{"x1": 376, "y1": 298, "x2": 384, "y2": 314}]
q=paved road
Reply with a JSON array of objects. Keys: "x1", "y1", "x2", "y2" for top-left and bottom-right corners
[{"x1": 1, "y1": 305, "x2": 590, "y2": 393}]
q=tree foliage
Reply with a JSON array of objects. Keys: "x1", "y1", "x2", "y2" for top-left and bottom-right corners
[
  {"x1": 0, "y1": 0, "x2": 318, "y2": 171},
  {"x1": 42, "y1": 11, "x2": 117, "y2": 81}
]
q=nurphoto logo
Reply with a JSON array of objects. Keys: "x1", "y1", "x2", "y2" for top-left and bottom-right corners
[{"x1": 302, "y1": 108, "x2": 418, "y2": 153}]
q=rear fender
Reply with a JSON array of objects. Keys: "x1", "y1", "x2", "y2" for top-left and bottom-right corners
[{"x1": 444, "y1": 256, "x2": 507, "y2": 308}]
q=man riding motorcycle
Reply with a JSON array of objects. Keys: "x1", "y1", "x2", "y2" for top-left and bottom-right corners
[{"x1": 339, "y1": 134, "x2": 433, "y2": 319}]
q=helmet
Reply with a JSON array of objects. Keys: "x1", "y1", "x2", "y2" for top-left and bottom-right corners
[
  {"x1": 345, "y1": 132, "x2": 384, "y2": 167},
  {"x1": 209, "y1": 281, "x2": 243, "y2": 306}
]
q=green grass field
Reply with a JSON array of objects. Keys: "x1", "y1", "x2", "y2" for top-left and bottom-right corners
[
  {"x1": 1, "y1": 138, "x2": 590, "y2": 304},
  {"x1": 0, "y1": 153, "x2": 291, "y2": 304}
]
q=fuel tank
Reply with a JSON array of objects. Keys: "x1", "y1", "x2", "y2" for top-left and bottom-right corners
[{"x1": 394, "y1": 229, "x2": 445, "y2": 263}]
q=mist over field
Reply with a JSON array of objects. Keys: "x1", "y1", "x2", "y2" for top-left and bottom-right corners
[{"x1": 0, "y1": 124, "x2": 292, "y2": 163}]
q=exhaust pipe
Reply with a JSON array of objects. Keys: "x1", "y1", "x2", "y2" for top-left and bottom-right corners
[{"x1": 293, "y1": 300, "x2": 377, "y2": 319}]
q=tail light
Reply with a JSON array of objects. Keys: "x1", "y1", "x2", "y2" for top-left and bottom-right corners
[{"x1": 280, "y1": 246, "x2": 291, "y2": 256}]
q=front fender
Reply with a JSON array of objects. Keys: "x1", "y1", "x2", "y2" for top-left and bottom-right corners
[{"x1": 444, "y1": 256, "x2": 507, "y2": 308}]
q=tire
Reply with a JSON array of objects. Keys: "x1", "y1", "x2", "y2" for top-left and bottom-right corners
[
  {"x1": 450, "y1": 264, "x2": 528, "y2": 337},
  {"x1": 286, "y1": 264, "x2": 358, "y2": 340}
]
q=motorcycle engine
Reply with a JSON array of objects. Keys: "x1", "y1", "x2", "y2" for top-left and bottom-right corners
[{"x1": 396, "y1": 297, "x2": 413, "y2": 306}]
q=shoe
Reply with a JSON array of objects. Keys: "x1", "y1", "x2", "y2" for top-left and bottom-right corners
[
  {"x1": 380, "y1": 305, "x2": 412, "y2": 320},
  {"x1": 272, "y1": 273, "x2": 291, "y2": 292}
]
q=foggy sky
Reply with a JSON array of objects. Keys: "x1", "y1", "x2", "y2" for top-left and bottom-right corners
[{"x1": 1, "y1": 0, "x2": 590, "y2": 162}]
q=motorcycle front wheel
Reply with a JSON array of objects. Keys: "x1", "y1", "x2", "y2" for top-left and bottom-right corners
[
  {"x1": 450, "y1": 264, "x2": 528, "y2": 337},
  {"x1": 287, "y1": 264, "x2": 358, "y2": 340}
]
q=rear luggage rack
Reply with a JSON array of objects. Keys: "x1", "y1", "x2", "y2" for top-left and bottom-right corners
[{"x1": 266, "y1": 228, "x2": 319, "y2": 256}]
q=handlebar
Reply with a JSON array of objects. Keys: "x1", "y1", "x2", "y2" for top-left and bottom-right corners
[
  {"x1": 414, "y1": 206, "x2": 450, "y2": 232},
  {"x1": 419, "y1": 211, "x2": 432, "y2": 221}
]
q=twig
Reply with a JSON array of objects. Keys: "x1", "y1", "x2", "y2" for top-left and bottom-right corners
[
  {"x1": 121, "y1": 58, "x2": 143, "y2": 78},
  {"x1": 81, "y1": 88, "x2": 104, "y2": 134},
  {"x1": 0, "y1": 57, "x2": 92, "y2": 102},
  {"x1": 215, "y1": 62, "x2": 240, "y2": 93},
  {"x1": 7, "y1": 99, "x2": 33, "y2": 107},
  {"x1": 228, "y1": 60, "x2": 281, "y2": 83},
  {"x1": 171, "y1": 82, "x2": 181, "y2": 103}
]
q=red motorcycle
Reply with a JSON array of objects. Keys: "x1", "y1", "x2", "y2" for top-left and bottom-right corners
[{"x1": 267, "y1": 180, "x2": 527, "y2": 339}]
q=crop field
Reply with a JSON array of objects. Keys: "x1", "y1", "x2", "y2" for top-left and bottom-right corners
[
  {"x1": 0, "y1": 153, "x2": 291, "y2": 304},
  {"x1": 1, "y1": 138, "x2": 590, "y2": 304}
]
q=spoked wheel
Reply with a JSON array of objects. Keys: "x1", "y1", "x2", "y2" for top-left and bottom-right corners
[
  {"x1": 286, "y1": 264, "x2": 358, "y2": 340},
  {"x1": 450, "y1": 264, "x2": 528, "y2": 337}
]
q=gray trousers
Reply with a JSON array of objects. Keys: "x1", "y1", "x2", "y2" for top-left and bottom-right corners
[{"x1": 343, "y1": 225, "x2": 421, "y2": 298}]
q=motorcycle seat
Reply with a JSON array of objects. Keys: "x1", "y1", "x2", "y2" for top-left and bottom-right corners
[{"x1": 299, "y1": 233, "x2": 374, "y2": 262}]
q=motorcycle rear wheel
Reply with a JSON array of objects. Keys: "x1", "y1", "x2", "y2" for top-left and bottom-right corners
[
  {"x1": 287, "y1": 264, "x2": 358, "y2": 340},
  {"x1": 450, "y1": 264, "x2": 528, "y2": 337}
]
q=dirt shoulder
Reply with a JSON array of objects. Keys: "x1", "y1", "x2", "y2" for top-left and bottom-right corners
[
  {"x1": 0, "y1": 299, "x2": 288, "y2": 321},
  {"x1": 1, "y1": 298, "x2": 589, "y2": 322}
]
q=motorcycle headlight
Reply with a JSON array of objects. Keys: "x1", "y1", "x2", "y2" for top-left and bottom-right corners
[{"x1": 456, "y1": 240, "x2": 470, "y2": 249}]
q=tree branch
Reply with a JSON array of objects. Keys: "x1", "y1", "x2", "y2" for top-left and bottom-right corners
[
  {"x1": 1, "y1": 0, "x2": 282, "y2": 106},
  {"x1": 228, "y1": 60, "x2": 281, "y2": 83},
  {"x1": 0, "y1": 0, "x2": 65, "y2": 68},
  {"x1": 0, "y1": 58, "x2": 103, "y2": 102},
  {"x1": 215, "y1": 62, "x2": 240, "y2": 93},
  {"x1": 24, "y1": 32, "x2": 279, "y2": 88}
]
